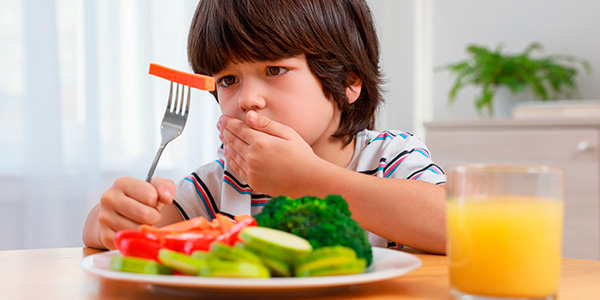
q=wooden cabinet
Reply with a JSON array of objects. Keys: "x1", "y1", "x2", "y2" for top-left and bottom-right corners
[{"x1": 425, "y1": 119, "x2": 600, "y2": 260}]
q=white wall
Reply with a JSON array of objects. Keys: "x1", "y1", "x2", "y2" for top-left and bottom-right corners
[
  {"x1": 371, "y1": 0, "x2": 600, "y2": 132},
  {"x1": 431, "y1": 0, "x2": 600, "y2": 120},
  {"x1": 368, "y1": 0, "x2": 417, "y2": 134}
]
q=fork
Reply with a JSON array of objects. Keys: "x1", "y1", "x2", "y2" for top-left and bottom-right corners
[{"x1": 145, "y1": 82, "x2": 191, "y2": 183}]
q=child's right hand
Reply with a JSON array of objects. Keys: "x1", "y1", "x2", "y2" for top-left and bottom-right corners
[{"x1": 95, "y1": 177, "x2": 176, "y2": 249}]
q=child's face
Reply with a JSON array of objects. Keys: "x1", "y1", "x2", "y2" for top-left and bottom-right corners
[{"x1": 213, "y1": 54, "x2": 341, "y2": 147}]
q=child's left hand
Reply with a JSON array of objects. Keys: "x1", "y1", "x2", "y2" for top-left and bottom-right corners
[{"x1": 217, "y1": 110, "x2": 322, "y2": 197}]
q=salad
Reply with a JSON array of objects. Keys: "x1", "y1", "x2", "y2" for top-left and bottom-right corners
[{"x1": 110, "y1": 213, "x2": 366, "y2": 278}]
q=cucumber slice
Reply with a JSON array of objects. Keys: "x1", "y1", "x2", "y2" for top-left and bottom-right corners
[
  {"x1": 158, "y1": 249, "x2": 209, "y2": 275},
  {"x1": 238, "y1": 226, "x2": 312, "y2": 264},
  {"x1": 233, "y1": 241, "x2": 252, "y2": 252},
  {"x1": 260, "y1": 255, "x2": 292, "y2": 277},
  {"x1": 110, "y1": 255, "x2": 173, "y2": 275},
  {"x1": 295, "y1": 246, "x2": 366, "y2": 277},
  {"x1": 190, "y1": 250, "x2": 213, "y2": 261},
  {"x1": 233, "y1": 240, "x2": 263, "y2": 256},
  {"x1": 210, "y1": 242, "x2": 262, "y2": 265},
  {"x1": 295, "y1": 258, "x2": 367, "y2": 277},
  {"x1": 234, "y1": 241, "x2": 291, "y2": 276},
  {"x1": 200, "y1": 260, "x2": 270, "y2": 278},
  {"x1": 296, "y1": 245, "x2": 357, "y2": 270}
]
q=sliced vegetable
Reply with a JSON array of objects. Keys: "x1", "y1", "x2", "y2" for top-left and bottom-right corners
[
  {"x1": 238, "y1": 226, "x2": 312, "y2": 264},
  {"x1": 214, "y1": 217, "x2": 257, "y2": 246},
  {"x1": 110, "y1": 255, "x2": 173, "y2": 275},
  {"x1": 214, "y1": 214, "x2": 236, "y2": 234},
  {"x1": 116, "y1": 236, "x2": 162, "y2": 261},
  {"x1": 114, "y1": 230, "x2": 160, "y2": 246},
  {"x1": 182, "y1": 233, "x2": 217, "y2": 255},
  {"x1": 295, "y1": 245, "x2": 357, "y2": 269},
  {"x1": 295, "y1": 258, "x2": 366, "y2": 277},
  {"x1": 260, "y1": 255, "x2": 292, "y2": 277},
  {"x1": 234, "y1": 241, "x2": 293, "y2": 276},
  {"x1": 157, "y1": 248, "x2": 209, "y2": 276},
  {"x1": 160, "y1": 216, "x2": 213, "y2": 233},
  {"x1": 234, "y1": 214, "x2": 253, "y2": 223},
  {"x1": 149, "y1": 63, "x2": 215, "y2": 91},
  {"x1": 190, "y1": 250, "x2": 214, "y2": 261},
  {"x1": 200, "y1": 260, "x2": 270, "y2": 278},
  {"x1": 295, "y1": 246, "x2": 366, "y2": 277},
  {"x1": 163, "y1": 232, "x2": 216, "y2": 254},
  {"x1": 209, "y1": 242, "x2": 262, "y2": 265},
  {"x1": 139, "y1": 225, "x2": 171, "y2": 244}
]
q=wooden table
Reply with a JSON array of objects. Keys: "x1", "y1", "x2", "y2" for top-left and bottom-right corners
[{"x1": 1, "y1": 247, "x2": 599, "y2": 299}]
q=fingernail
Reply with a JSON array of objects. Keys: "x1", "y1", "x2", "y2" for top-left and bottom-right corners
[
  {"x1": 247, "y1": 110, "x2": 257, "y2": 122},
  {"x1": 217, "y1": 117, "x2": 222, "y2": 130},
  {"x1": 219, "y1": 132, "x2": 223, "y2": 141},
  {"x1": 223, "y1": 148, "x2": 228, "y2": 156},
  {"x1": 163, "y1": 189, "x2": 173, "y2": 200}
]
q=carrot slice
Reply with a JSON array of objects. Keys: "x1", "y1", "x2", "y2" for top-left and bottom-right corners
[
  {"x1": 160, "y1": 216, "x2": 209, "y2": 232},
  {"x1": 215, "y1": 214, "x2": 236, "y2": 234},
  {"x1": 140, "y1": 225, "x2": 170, "y2": 244},
  {"x1": 234, "y1": 214, "x2": 253, "y2": 223},
  {"x1": 195, "y1": 217, "x2": 212, "y2": 230},
  {"x1": 149, "y1": 63, "x2": 215, "y2": 91}
]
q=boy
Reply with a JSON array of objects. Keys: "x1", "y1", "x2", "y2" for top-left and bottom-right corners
[{"x1": 83, "y1": 0, "x2": 447, "y2": 254}]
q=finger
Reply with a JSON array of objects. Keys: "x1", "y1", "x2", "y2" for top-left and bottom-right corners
[
  {"x1": 97, "y1": 206, "x2": 144, "y2": 250},
  {"x1": 98, "y1": 205, "x2": 142, "y2": 232},
  {"x1": 221, "y1": 127, "x2": 249, "y2": 160},
  {"x1": 245, "y1": 110, "x2": 296, "y2": 139},
  {"x1": 220, "y1": 115, "x2": 253, "y2": 144},
  {"x1": 100, "y1": 229, "x2": 116, "y2": 250},
  {"x1": 150, "y1": 177, "x2": 176, "y2": 205},
  {"x1": 224, "y1": 148, "x2": 248, "y2": 178},
  {"x1": 101, "y1": 189, "x2": 162, "y2": 225},
  {"x1": 113, "y1": 177, "x2": 160, "y2": 208},
  {"x1": 220, "y1": 119, "x2": 253, "y2": 168},
  {"x1": 220, "y1": 114, "x2": 275, "y2": 149}
]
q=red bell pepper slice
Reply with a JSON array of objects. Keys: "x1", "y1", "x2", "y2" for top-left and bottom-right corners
[
  {"x1": 117, "y1": 237, "x2": 162, "y2": 261},
  {"x1": 162, "y1": 232, "x2": 217, "y2": 254},
  {"x1": 114, "y1": 230, "x2": 162, "y2": 261},
  {"x1": 115, "y1": 230, "x2": 160, "y2": 246},
  {"x1": 183, "y1": 234, "x2": 217, "y2": 255},
  {"x1": 214, "y1": 217, "x2": 257, "y2": 246}
]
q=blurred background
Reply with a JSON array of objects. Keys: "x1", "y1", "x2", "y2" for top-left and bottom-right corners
[{"x1": 1, "y1": 0, "x2": 598, "y2": 250}]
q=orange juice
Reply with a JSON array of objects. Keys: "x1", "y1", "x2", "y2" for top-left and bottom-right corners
[{"x1": 447, "y1": 196, "x2": 563, "y2": 298}]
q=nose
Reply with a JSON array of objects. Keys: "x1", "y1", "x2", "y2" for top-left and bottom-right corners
[{"x1": 238, "y1": 80, "x2": 266, "y2": 113}]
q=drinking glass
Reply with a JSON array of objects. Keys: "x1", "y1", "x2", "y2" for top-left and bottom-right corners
[{"x1": 446, "y1": 164, "x2": 564, "y2": 300}]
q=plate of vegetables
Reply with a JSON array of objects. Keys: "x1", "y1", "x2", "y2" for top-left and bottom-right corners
[{"x1": 80, "y1": 195, "x2": 422, "y2": 295}]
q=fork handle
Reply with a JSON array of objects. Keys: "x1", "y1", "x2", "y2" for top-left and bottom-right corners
[{"x1": 145, "y1": 145, "x2": 166, "y2": 183}]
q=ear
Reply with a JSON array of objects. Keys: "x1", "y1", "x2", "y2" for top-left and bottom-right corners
[{"x1": 345, "y1": 73, "x2": 363, "y2": 104}]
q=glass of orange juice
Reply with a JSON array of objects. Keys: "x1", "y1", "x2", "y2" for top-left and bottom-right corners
[{"x1": 447, "y1": 164, "x2": 564, "y2": 300}]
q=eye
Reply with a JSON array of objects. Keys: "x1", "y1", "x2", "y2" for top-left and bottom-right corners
[
  {"x1": 267, "y1": 66, "x2": 287, "y2": 77},
  {"x1": 217, "y1": 75, "x2": 237, "y2": 88}
]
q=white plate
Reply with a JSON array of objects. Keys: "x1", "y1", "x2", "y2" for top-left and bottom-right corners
[{"x1": 81, "y1": 247, "x2": 421, "y2": 296}]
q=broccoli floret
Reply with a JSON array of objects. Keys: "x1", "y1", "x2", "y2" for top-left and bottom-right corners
[
  {"x1": 322, "y1": 194, "x2": 351, "y2": 217},
  {"x1": 254, "y1": 195, "x2": 373, "y2": 266}
]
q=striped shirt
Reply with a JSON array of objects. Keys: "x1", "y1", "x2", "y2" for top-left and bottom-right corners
[{"x1": 173, "y1": 129, "x2": 446, "y2": 248}]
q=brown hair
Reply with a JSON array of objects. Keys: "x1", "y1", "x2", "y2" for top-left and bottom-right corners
[{"x1": 188, "y1": 0, "x2": 383, "y2": 144}]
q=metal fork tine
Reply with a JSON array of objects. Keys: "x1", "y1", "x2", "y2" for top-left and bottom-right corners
[
  {"x1": 174, "y1": 83, "x2": 180, "y2": 113},
  {"x1": 184, "y1": 86, "x2": 191, "y2": 116},
  {"x1": 166, "y1": 82, "x2": 174, "y2": 111},
  {"x1": 178, "y1": 84, "x2": 185, "y2": 114}
]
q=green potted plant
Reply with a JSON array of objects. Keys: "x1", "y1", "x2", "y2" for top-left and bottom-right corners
[{"x1": 439, "y1": 42, "x2": 592, "y2": 117}]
